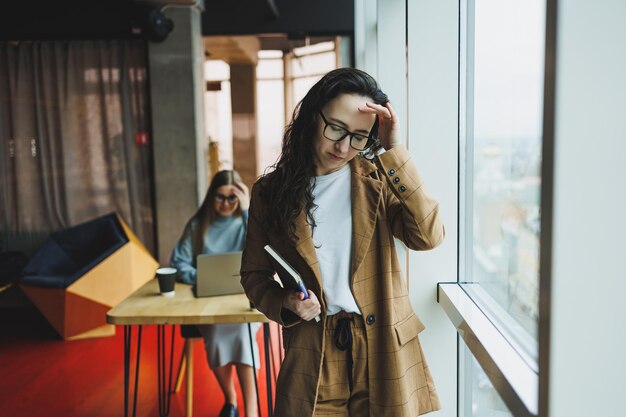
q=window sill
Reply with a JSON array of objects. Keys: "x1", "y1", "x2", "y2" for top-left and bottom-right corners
[{"x1": 437, "y1": 283, "x2": 538, "y2": 417}]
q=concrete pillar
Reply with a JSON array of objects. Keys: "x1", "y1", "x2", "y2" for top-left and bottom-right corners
[
  {"x1": 283, "y1": 52, "x2": 294, "y2": 124},
  {"x1": 148, "y1": 5, "x2": 206, "y2": 264},
  {"x1": 230, "y1": 64, "x2": 258, "y2": 188}
]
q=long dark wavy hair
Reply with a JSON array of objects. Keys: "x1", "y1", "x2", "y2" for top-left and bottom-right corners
[
  {"x1": 261, "y1": 67, "x2": 389, "y2": 242},
  {"x1": 191, "y1": 169, "x2": 243, "y2": 255}
]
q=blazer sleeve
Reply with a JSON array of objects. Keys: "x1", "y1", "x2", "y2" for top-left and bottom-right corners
[
  {"x1": 375, "y1": 145, "x2": 445, "y2": 250},
  {"x1": 240, "y1": 183, "x2": 302, "y2": 327}
]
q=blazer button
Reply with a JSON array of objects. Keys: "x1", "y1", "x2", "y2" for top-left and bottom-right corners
[
  {"x1": 399, "y1": 185, "x2": 407, "y2": 192},
  {"x1": 366, "y1": 314, "x2": 376, "y2": 325},
  {"x1": 393, "y1": 177, "x2": 400, "y2": 183},
  {"x1": 388, "y1": 169, "x2": 395, "y2": 176}
]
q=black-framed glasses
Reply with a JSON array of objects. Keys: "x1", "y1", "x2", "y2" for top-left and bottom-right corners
[
  {"x1": 319, "y1": 112, "x2": 374, "y2": 151},
  {"x1": 215, "y1": 194, "x2": 238, "y2": 204}
]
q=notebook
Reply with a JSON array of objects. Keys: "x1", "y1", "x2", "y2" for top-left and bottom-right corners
[
  {"x1": 264, "y1": 244, "x2": 320, "y2": 322},
  {"x1": 263, "y1": 245, "x2": 309, "y2": 295},
  {"x1": 195, "y1": 251, "x2": 244, "y2": 297}
]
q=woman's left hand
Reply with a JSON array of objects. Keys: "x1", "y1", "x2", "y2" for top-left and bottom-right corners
[
  {"x1": 232, "y1": 182, "x2": 250, "y2": 211},
  {"x1": 359, "y1": 101, "x2": 400, "y2": 151}
]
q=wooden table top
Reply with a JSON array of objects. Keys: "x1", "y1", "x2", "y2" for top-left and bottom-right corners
[{"x1": 106, "y1": 279, "x2": 269, "y2": 325}]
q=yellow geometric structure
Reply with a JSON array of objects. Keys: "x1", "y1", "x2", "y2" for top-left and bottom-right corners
[{"x1": 19, "y1": 213, "x2": 158, "y2": 340}]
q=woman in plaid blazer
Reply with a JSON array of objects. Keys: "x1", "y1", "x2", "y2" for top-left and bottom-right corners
[{"x1": 241, "y1": 67, "x2": 444, "y2": 417}]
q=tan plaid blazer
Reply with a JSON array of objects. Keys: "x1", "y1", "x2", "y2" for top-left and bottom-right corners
[{"x1": 241, "y1": 146, "x2": 444, "y2": 417}]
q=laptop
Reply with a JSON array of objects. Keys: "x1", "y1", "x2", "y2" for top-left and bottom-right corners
[{"x1": 195, "y1": 251, "x2": 245, "y2": 297}]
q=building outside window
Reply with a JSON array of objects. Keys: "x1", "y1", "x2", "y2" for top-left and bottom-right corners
[{"x1": 459, "y1": 0, "x2": 547, "y2": 415}]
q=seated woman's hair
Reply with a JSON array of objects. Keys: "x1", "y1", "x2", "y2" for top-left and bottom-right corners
[{"x1": 192, "y1": 169, "x2": 244, "y2": 252}]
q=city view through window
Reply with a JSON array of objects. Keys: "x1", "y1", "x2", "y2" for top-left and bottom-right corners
[
  {"x1": 465, "y1": 0, "x2": 545, "y2": 343},
  {"x1": 462, "y1": 0, "x2": 546, "y2": 414}
]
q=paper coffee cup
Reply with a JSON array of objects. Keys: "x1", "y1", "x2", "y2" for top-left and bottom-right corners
[{"x1": 156, "y1": 267, "x2": 177, "y2": 296}]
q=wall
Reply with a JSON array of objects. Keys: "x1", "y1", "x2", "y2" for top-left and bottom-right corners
[
  {"x1": 355, "y1": 1, "x2": 459, "y2": 415},
  {"x1": 548, "y1": 1, "x2": 626, "y2": 415},
  {"x1": 406, "y1": 2, "x2": 459, "y2": 416}
]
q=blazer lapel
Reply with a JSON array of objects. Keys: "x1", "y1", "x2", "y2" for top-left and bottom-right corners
[
  {"x1": 291, "y1": 157, "x2": 381, "y2": 298},
  {"x1": 350, "y1": 159, "x2": 382, "y2": 278},
  {"x1": 293, "y1": 210, "x2": 324, "y2": 294}
]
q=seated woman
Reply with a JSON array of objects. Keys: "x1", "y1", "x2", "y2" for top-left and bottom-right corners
[{"x1": 171, "y1": 169, "x2": 259, "y2": 417}]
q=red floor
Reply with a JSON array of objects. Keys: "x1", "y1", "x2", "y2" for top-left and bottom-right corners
[{"x1": 0, "y1": 301, "x2": 282, "y2": 417}]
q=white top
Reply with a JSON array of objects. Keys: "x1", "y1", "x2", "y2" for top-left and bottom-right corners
[{"x1": 311, "y1": 164, "x2": 361, "y2": 315}]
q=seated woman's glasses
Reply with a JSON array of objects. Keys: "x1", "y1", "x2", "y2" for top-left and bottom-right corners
[{"x1": 215, "y1": 194, "x2": 238, "y2": 204}]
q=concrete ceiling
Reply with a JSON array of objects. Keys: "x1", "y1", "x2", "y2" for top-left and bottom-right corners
[
  {"x1": 203, "y1": 34, "x2": 336, "y2": 65},
  {"x1": 136, "y1": 0, "x2": 203, "y2": 7},
  {"x1": 141, "y1": 1, "x2": 339, "y2": 65},
  {"x1": 203, "y1": 36, "x2": 260, "y2": 65}
]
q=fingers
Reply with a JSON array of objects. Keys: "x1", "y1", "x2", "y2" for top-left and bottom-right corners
[
  {"x1": 359, "y1": 101, "x2": 393, "y2": 120},
  {"x1": 359, "y1": 101, "x2": 400, "y2": 150},
  {"x1": 237, "y1": 181, "x2": 249, "y2": 194},
  {"x1": 231, "y1": 187, "x2": 245, "y2": 200},
  {"x1": 366, "y1": 101, "x2": 391, "y2": 116},
  {"x1": 359, "y1": 102, "x2": 398, "y2": 132},
  {"x1": 281, "y1": 288, "x2": 322, "y2": 321},
  {"x1": 232, "y1": 182, "x2": 250, "y2": 210},
  {"x1": 301, "y1": 290, "x2": 321, "y2": 321},
  {"x1": 385, "y1": 102, "x2": 397, "y2": 120},
  {"x1": 233, "y1": 182, "x2": 249, "y2": 197},
  {"x1": 284, "y1": 289, "x2": 321, "y2": 321},
  {"x1": 301, "y1": 303, "x2": 322, "y2": 321}
]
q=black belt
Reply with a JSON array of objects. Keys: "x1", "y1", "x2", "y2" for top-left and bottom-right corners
[{"x1": 333, "y1": 316, "x2": 354, "y2": 393}]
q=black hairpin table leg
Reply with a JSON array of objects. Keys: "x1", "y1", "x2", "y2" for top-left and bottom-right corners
[
  {"x1": 124, "y1": 325, "x2": 143, "y2": 417},
  {"x1": 248, "y1": 323, "x2": 262, "y2": 417},
  {"x1": 157, "y1": 325, "x2": 176, "y2": 417},
  {"x1": 264, "y1": 323, "x2": 274, "y2": 417}
]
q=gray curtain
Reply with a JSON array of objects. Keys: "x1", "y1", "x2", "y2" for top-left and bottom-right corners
[{"x1": 0, "y1": 40, "x2": 155, "y2": 255}]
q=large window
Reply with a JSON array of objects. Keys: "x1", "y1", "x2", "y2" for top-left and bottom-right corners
[
  {"x1": 256, "y1": 50, "x2": 286, "y2": 175},
  {"x1": 204, "y1": 59, "x2": 233, "y2": 170},
  {"x1": 290, "y1": 41, "x2": 338, "y2": 104},
  {"x1": 462, "y1": 346, "x2": 513, "y2": 417},
  {"x1": 458, "y1": 0, "x2": 547, "y2": 415},
  {"x1": 462, "y1": 0, "x2": 545, "y2": 358},
  {"x1": 256, "y1": 40, "x2": 339, "y2": 175},
  {"x1": 204, "y1": 39, "x2": 341, "y2": 177}
]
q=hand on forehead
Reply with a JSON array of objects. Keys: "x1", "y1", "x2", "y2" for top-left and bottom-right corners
[{"x1": 323, "y1": 94, "x2": 377, "y2": 133}]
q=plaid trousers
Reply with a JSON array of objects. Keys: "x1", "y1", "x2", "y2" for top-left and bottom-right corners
[{"x1": 314, "y1": 311, "x2": 369, "y2": 417}]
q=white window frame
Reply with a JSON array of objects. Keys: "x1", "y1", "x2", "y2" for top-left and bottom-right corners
[{"x1": 439, "y1": 0, "x2": 556, "y2": 416}]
